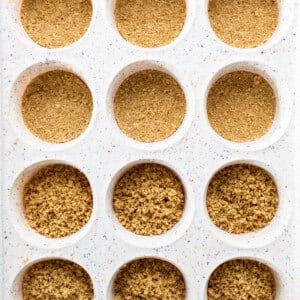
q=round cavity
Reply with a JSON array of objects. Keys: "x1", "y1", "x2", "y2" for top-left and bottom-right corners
[
  {"x1": 20, "y1": 0, "x2": 93, "y2": 49},
  {"x1": 113, "y1": 0, "x2": 186, "y2": 48},
  {"x1": 204, "y1": 61, "x2": 291, "y2": 151},
  {"x1": 203, "y1": 159, "x2": 290, "y2": 248},
  {"x1": 206, "y1": 259, "x2": 277, "y2": 299},
  {"x1": 10, "y1": 160, "x2": 96, "y2": 248},
  {"x1": 114, "y1": 69, "x2": 185, "y2": 143},
  {"x1": 11, "y1": 258, "x2": 94, "y2": 299},
  {"x1": 207, "y1": 0, "x2": 279, "y2": 49},
  {"x1": 109, "y1": 257, "x2": 186, "y2": 299},
  {"x1": 10, "y1": 61, "x2": 96, "y2": 150},
  {"x1": 106, "y1": 159, "x2": 194, "y2": 248}
]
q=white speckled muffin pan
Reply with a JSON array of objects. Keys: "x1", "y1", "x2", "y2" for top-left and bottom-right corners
[{"x1": 0, "y1": 0, "x2": 299, "y2": 299}]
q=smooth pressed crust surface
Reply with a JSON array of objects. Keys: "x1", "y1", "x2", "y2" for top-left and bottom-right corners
[
  {"x1": 113, "y1": 163, "x2": 185, "y2": 235},
  {"x1": 114, "y1": 69, "x2": 186, "y2": 143},
  {"x1": 113, "y1": 258, "x2": 186, "y2": 299},
  {"x1": 21, "y1": 0, "x2": 92, "y2": 48},
  {"x1": 207, "y1": 71, "x2": 276, "y2": 142},
  {"x1": 23, "y1": 164, "x2": 93, "y2": 238},
  {"x1": 208, "y1": 0, "x2": 279, "y2": 48},
  {"x1": 22, "y1": 70, "x2": 93, "y2": 143},
  {"x1": 22, "y1": 260, "x2": 94, "y2": 300},
  {"x1": 207, "y1": 259, "x2": 276, "y2": 299},
  {"x1": 114, "y1": 0, "x2": 186, "y2": 48},
  {"x1": 206, "y1": 164, "x2": 279, "y2": 234}
]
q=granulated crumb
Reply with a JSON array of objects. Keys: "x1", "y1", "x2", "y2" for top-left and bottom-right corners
[
  {"x1": 206, "y1": 164, "x2": 278, "y2": 234},
  {"x1": 208, "y1": 0, "x2": 279, "y2": 48},
  {"x1": 114, "y1": 0, "x2": 186, "y2": 48},
  {"x1": 113, "y1": 258, "x2": 186, "y2": 299},
  {"x1": 23, "y1": 164, "x2": 93, "y2": 238},
  {"x1": 22, "y1": 259, "x2": 94, "y2": 300},
  {"x1": 21, "y1": 0, "x2": 92, "y2": 48},
  {"x1": 114, "y1": 70, "x2": 186, "y2": 143},
  {"x1": 207, "y1": 259, "x2": 276, "y2": 300},
  {"x1": 22, "y1": 70, "x2": 93, "y2": 143},
  {"x1": 207, "y1": 71, "x2": 276, "y2": 142},
  {"x1": 113, "y1": 163, "x2": 185, "y2": 235}
]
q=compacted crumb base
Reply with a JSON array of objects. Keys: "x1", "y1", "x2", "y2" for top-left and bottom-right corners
[
  {"x1": 21, "y1": 0, "x2": 92, "y2": 48},
  {"x1": 113, "y1": 258, "x2": 186, "y2": 299},
  {"x1": 22, "y1": 70, "x2": 93, "y2": 143},
  {"x1": 113, "y1": 163, "x2": 185, "y2": 235},
  {"x1": 208, "y1": 0, "x2": 279, "y2": 48},
  {"x1": 22, "y1": 259, "x2": 94, "y2": 300},
  {"x1": 207, "y1": 71, "x2": 276, "y2": 143},
  {"x1": 206, "y1": 164, "x2": 279, "y2": 234},
  {"x1": 23, "y1": 164, "x2": 93, "y2": 238},
  {"x1": 114, "y1": 0, "x2": 186, "y2": 48},
  {"x1": 207, "y1": 259, "x2": 276, "y2": 300},
  {"x1": 114, "y1": 69, "x2": 186, "y2": 143}
]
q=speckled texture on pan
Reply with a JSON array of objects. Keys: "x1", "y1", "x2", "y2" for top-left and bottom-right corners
[{"x1": 0, "y1": 0, "x2": 298, "y2": 299}]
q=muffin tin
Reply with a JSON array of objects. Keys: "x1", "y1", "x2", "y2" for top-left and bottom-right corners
[{"x1": 0, "y1": 0, "x2": 298, "y2": 299}]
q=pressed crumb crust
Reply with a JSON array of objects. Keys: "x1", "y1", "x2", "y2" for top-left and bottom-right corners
[
  {"x1": 21, "y1": 0, "x2": 92, "y2": 48},
  {"x1": 22, "y1": 260, "x2": 94, "y2": 300},
  {"x1": 208, "y1": 0, "x2": 279, "y2": 48},
  {"x1": 114, "y1": 0, "x2": 186, "y2": 48},
  {"x1": 114, "y1": 69, "x2": 186, "y2": 143},
  {"x1": 22, "y1": 70, "x2": 93, "y2": 143},
  {"x1": 113, "y1": 163, "x2": 185, "y2": 235},
  {"x1": 206, "y1": 164, "x2": 279, "y2": 234},
  {"x1": 207, "y1": 71, "x2": 276, "y2": 142},
  {"x1": 207, "y1": 259, "x2": 276, "y2": 300},
  {"x1": 113, "y1": 258, "x2": 186, "y2": 299},
  {"x1": 23, "y1": 164, "x2": 93, "y2": 238}
]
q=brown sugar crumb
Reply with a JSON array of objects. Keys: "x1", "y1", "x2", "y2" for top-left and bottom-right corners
[
  {"x1": 207, "y1": 259, "x2": 276, "y2": 300},
  {"x1": 21, "y1": 0, "x2": 92, "y2": 48},
  {"x1": 113, "y1": 163, "x2": 185, "y2": 235},
  {"x1": 22, "y1": 70, "x2": 93, "y2": 143},
  {"x1": 206, "y1": 164, "x2": 279, "y2": 234},
  {"x1": 207, "y1": 71, "x2": 276, "y2": 142},
  {"x1": 23, "y1": 164, "x2": 93, "y2": 238},
  {"x1": 114, "y1": 0, "x2": 186, "y2": 48},
  {"x1": 113, "y1": 258, "x2": 186, "y2": 299},
  {"x1": 114, "y1": 70, "x2": 186, "y2": 143},
  {"x1": 208, "y1": 0, "x2": 279, "y2": 48},
  {"x1": 22, "y1": 259, "x2": 94, "y2": 300}
]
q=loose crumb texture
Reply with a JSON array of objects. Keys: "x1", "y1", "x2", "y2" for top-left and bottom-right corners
[
  {"x1": 207, "y1": 71, "x2": 276, "y2": 142},
  {"x1": 206, "y1": 164, "x2": 278, "y2": 234},
  {"x1": 113, "y1": 163, "x2": 185, "y2": 235},
  {"x1": 207, "y1": 259, "x2": 276, "y2": 300},
  {"x1": 114, "y1": 70, "x2": 186, "y2": 143},
  {"x1": 22, "y1": 260, "x2": 94, "y2": 300},
  {"x1": 114, "y1": 0, "x2": 186, "y2": 48},
  {"x1": 22, "y1": 70, "x2": 93, "y2": 143},
  {"x1": 208, "y1": 0, "x2": 279, "y2": 48},
  {"x1": 113, "y1": 258, "x2": 186, "y2": 300},
  {"x1": 21, "y1": 0, "x2": 92, "y2": 48},
  {"x1": 23, "y1": 164, "x2": 93, "y2": 238}
]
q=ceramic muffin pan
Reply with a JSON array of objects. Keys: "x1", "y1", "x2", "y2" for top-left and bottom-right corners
[{"x1": 0, "y1": 0, "x2": 299, "y2": 299}]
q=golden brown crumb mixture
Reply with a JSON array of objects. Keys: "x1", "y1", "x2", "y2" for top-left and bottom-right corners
[
  {"x1": 207, "y1": 259, "x2": 276, "y2": 300},
  {"x1": 113, "y1": 258, "x2": 186, "y2": 300},
  {"x1": 207, "y1": 71, "x2": 276, "y2": 142},
  {"x1": 23, "y1": 164, "x2": 93, "y2": 238},
  {"x1": 208, "y1": 0, "x2": 279, "y2": 48},
  {"x1": 113, "y1": 163, "x2": 185, "y2": 235},
  {"x1": 114, "y1": 0, "x2": 186, "y2": 48},
  {"x1": 21, "y1": 0, "x2": 92, "y2": 48},
  {"x1": 22, "y1": 260, "x2": 94, "y2": 300},
  {"x1": 22, "y1": 70, "x2": 93, "y2": 143},
  {"x1": 114, "y1": 70, "x2": 186, "y2": 143},
  {"x1": 206, "y1": 164, "x2": 278, "y2": 234}
]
